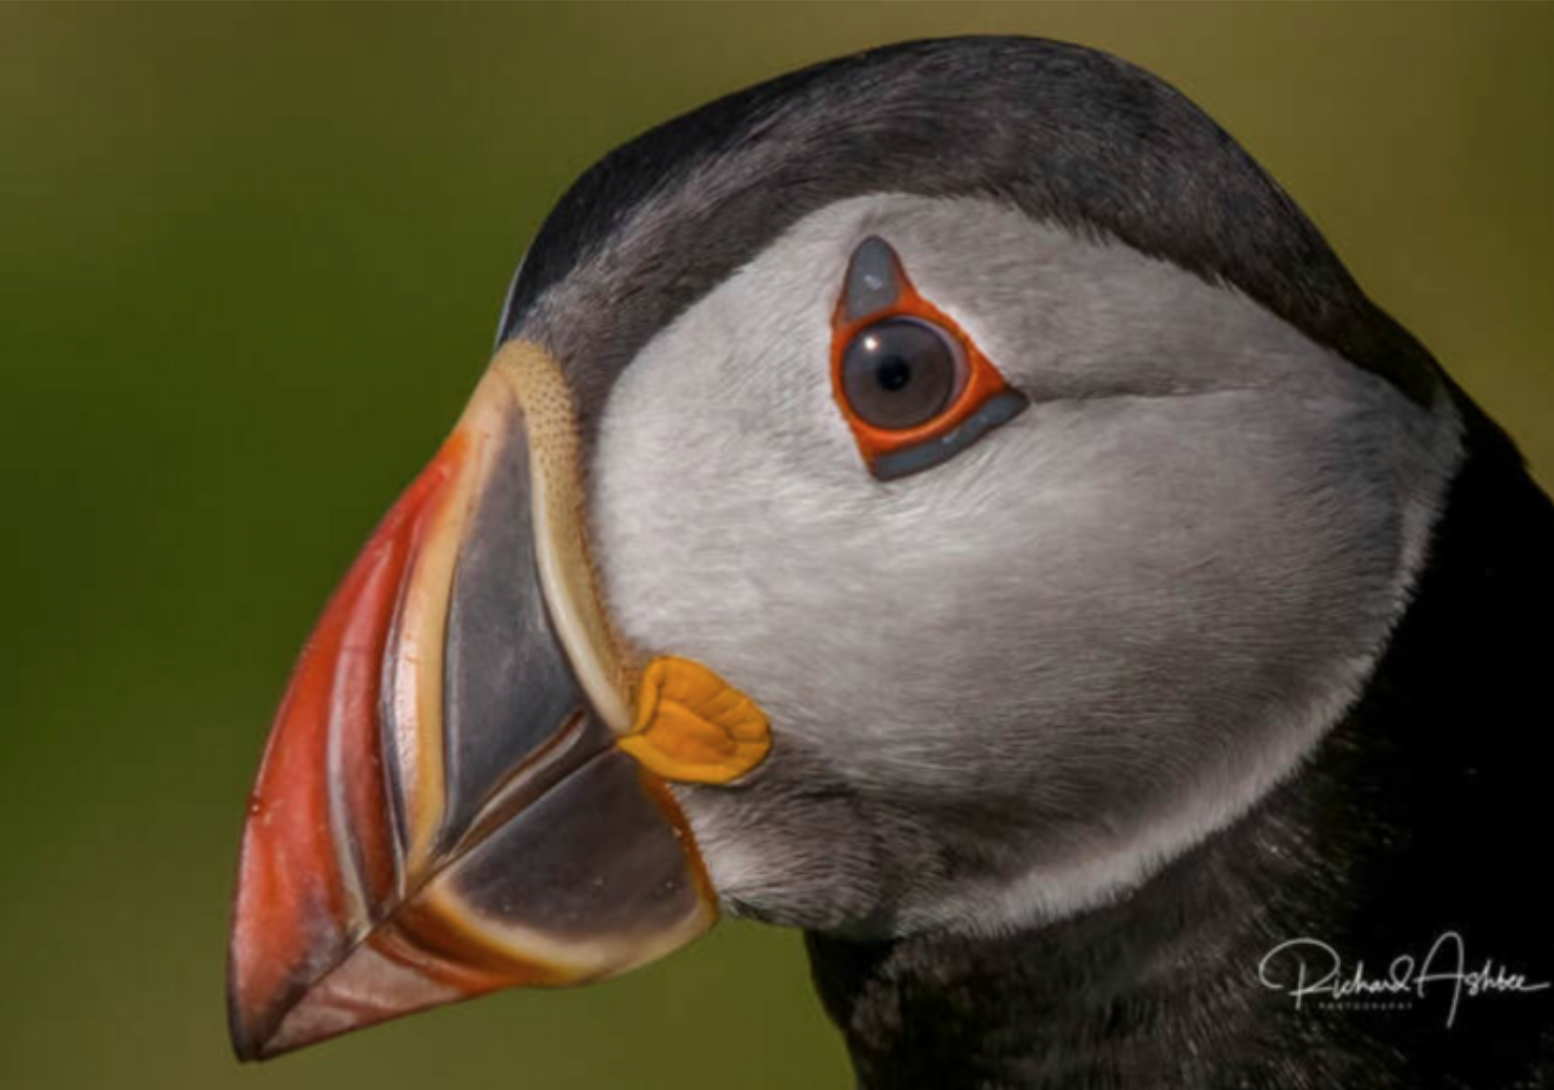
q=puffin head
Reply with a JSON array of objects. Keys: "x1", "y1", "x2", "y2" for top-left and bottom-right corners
[{"x1": 228, "y1": 36, "x2": 1463, "y2": 1059}]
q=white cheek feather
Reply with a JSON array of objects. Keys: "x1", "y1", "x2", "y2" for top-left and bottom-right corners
[{"x1": 589, "y1": 194, "x2": 1464, "y2": 937}]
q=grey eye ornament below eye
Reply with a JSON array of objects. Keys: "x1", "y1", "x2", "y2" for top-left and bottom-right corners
[{"x1": 840, "y1": 317, "x2": 966, "y2": 431}]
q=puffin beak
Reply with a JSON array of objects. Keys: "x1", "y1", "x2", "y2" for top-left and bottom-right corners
[{"x1": 228, "y1": 343, "x2": 740, "y2": 1060}]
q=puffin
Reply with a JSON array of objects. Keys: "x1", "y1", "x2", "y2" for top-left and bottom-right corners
[{"x1": 227, "y1": 36, "x2": 1554, "y2": 1089}]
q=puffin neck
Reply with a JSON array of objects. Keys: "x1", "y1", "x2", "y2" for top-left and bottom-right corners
[{"x1": 806, "y1": 395, "x2": 1554, "y2": 1090}]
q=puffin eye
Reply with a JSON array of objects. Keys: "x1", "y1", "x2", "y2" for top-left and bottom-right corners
[
  {"x1": 831, "y1": 236, "x2": 1029, "y2": 481},
  {"x1": 840, "y1": 318, "x2": 964, "y2": 431}
]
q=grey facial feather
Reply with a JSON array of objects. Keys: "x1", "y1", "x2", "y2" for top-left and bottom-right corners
[{"x1": 587, "y1": 194, "x2": 1462, "y2": 938}]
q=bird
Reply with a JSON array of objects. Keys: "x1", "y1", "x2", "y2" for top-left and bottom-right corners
[{"x1": 226, "y1": 35, "x2": 1554, "y2": 1089}]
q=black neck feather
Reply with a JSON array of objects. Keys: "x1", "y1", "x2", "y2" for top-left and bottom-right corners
[{"x1": 807, "y1": 397, "x2": 1554, "y2": 1089}]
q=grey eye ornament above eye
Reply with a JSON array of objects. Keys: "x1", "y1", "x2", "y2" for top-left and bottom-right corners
[{"x1": 830, "y1": 236, "x2": 1030, "y2": 481}]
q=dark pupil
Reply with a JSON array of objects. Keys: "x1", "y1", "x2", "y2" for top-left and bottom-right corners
[
  {"x1": 876, "y1": 357, "x2": 913, "y2": 392},
  {"x1": 841, "y1": 318, "x2": 958, "y2": 431}
]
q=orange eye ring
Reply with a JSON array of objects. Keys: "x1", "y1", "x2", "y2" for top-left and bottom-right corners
[{"x1": 831, "y1": 238, "x2": 1027, "y2": 481}]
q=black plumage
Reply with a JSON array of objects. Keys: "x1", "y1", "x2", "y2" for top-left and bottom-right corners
[{"x1": 500, "y1": 36, "x2": 1441, "y2": 426}]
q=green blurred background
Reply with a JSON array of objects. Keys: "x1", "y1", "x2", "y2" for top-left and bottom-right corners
[{"x1": 1, "y1": 5, "x2": 1549, "y2": 1089}]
